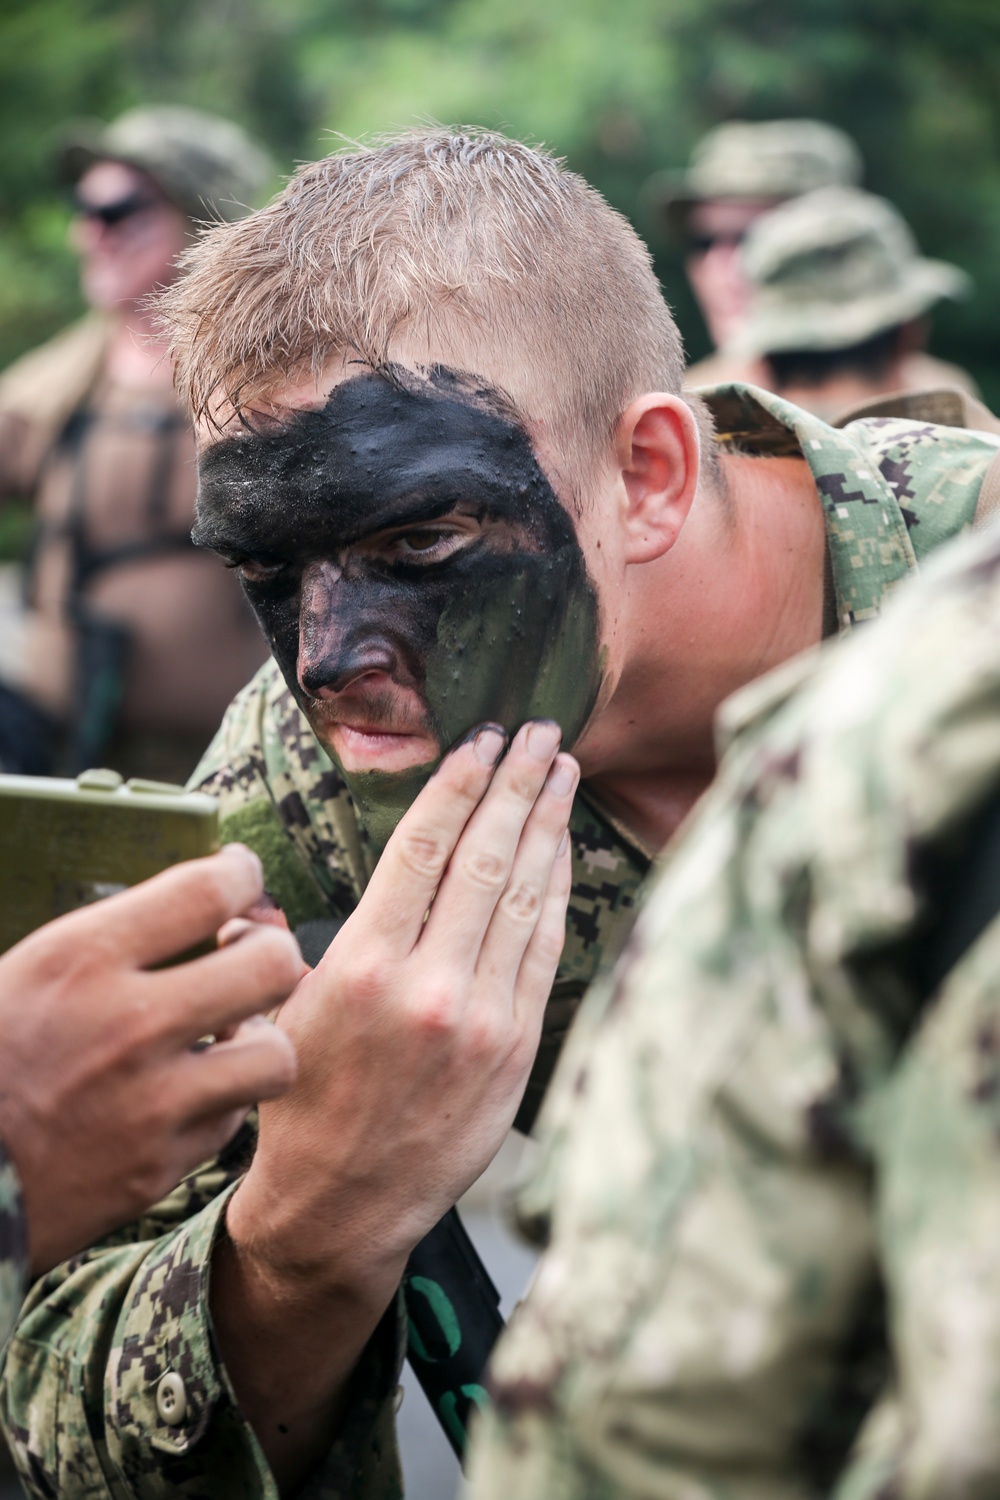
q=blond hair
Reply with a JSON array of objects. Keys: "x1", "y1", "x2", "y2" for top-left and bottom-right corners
[{"x1": 158, "y1": 128, "x2": 704, "y2": 491}]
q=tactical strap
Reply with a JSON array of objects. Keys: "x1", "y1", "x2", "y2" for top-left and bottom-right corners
[{"x1": 402, "y1": 1207, "x2": 504, "y2": 1458}]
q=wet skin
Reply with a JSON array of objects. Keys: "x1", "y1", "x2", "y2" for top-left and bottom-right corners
[{"x1": 195, "y1": 366, "x2": 603, "y2": 849}]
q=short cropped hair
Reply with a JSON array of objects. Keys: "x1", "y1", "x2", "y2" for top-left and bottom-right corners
[{"x1": 158, "y1": 128, "x2": 705, "y2": 491}]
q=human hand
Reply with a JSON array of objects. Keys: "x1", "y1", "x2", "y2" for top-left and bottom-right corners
[
  {"x1": 0, "y1": 844, "x2": 300, "y2": 1273},
  {"x1": 229, "y1": 720, "x2": 577, "y2": 1288}
]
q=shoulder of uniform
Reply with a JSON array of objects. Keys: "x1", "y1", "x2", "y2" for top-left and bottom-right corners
[
  {"x1": 0, "y1": 315, "x2": 109, "y2": 423},
  {"x1": 192, "y1": 659, "x2": 371, "y2": 914},
  {"x1": 834, "y1": 386, "x2": 1000, "y2": 436},
  {"x1": 716, "y1": 648, "x2": 821, "y2": 761},
  {"x1": 188, "y1": 658, "x2": 279, "y2": 810},
  {"x1": 834, "y1": 405, "x2": 1000, "y2": 558}
]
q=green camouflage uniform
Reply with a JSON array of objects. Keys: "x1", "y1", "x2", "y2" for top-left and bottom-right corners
[
  {"x1": 469, "y1": 509, "x2": 1000, "y2": 1500},
  {"x1": 3, "y1": 385, "x2": 999, "y2": 1499}
]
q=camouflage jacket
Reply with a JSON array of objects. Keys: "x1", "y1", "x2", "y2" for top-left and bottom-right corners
[
  {"x1": 470, "y1": 514, "x2": 1000, "y2": 1500},
  {"x1": 3, "y1": 385, "x2": 999, "y2": 1499}
]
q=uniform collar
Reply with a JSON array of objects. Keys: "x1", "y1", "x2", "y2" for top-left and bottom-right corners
[{"x1": 704, "y1": 382, "x2": 918, "y2": 626}]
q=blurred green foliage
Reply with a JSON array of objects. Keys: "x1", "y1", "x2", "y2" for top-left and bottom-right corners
[{"x1": 1, "y1": 0, "x2": 1000, "y2": 401}]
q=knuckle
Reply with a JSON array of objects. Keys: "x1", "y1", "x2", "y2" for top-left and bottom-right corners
[
  {"x1": 111, "y1": 993, "x2": 159, "y2": 1057},
  {"x1": 173, "y1": 861, "x2": 233, "y2": 927},
  {"x1": 508, "y1": 768, "x2": 543, "y2": 805},
  {"x1": 462, "y1": 848, "x2": 507, "y2": 892},
  {"x1": 397, "y1": 828, "x2": 449, "y2": 881},
  {"x1": 121, "y1": 1146, "x2": 174, "y2": 1212},
  {"x1": 412, "y1": 981, "x2": 461, "y2": 1035},
  {"x1": 465, "y1": 1012, "x2": 505, "y2": 1059},
  {"x1": 250, "y1": 928, "x2": 302, "y2": 993},
  {"x1": 344, "y1": 955, "x2": 390, "y2": 1006},
  {"x1": 531, "y1": 924, "x2": 566, "y2": 968},
  {"x1": 501, "y1": 880, "x2": 542, "y2": 924}
]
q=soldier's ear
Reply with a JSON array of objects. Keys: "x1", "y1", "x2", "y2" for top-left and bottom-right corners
[{"x1": 615, "y1": 394, "x2": 701, "y2": 564}]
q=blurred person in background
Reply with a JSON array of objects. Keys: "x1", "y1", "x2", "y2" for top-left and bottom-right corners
[
  {"x1": 725, "y1": 184, "x2": 978, "y2": 421},
  {"x1": 654, "y1": 118, "x2": 977, "y2": 402},
  {"x1": 651, "y1": 118, "x2": 863, "y2": 386},
  {"x1": 0, "y1": 106, "x2": 271, "y2": 783}
]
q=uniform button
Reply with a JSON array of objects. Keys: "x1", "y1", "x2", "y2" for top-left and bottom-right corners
[{"x1": 156, "y1": 1371, "x2": 188, "y2": 1426}]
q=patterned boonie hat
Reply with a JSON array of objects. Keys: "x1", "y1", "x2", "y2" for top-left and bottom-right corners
[
  {"x1": 59, "y1": 105, "x2": 274, "y2": 222},
  {"x1": 651, "y1": 119, "x2": 862, "y2": 238},
  {"x1": 730, "y1": 185, "x2": 971, "y2": 356}
]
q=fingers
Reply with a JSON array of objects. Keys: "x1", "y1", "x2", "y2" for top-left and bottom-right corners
[
  {"x1": 421, "y1": 723, "x2": 566, "y2": 971},
  {"x1": 511, "y1": 826, "x2": 573, "y2": 1028},
  {"x1": 181, "y1": 1017, "x2": 297, "y2": 1123},
  {"x1": 152, "y1": 923, "x2": 305, "y2": 1043},
  {"x1": 352, "y1": 723, "x2": 508, "y2": 955},
  {"x1": 474, "y1": 751, "x2": 577, "y2": 1002},
  {"x1": 218, "y1": 915, "x2": 311, "y2": 979},
  {"x1": 71, "y1": 845, "x2": 266, "y2": 968}
]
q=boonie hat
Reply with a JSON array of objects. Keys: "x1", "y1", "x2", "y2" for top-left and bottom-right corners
[
  {"x1": 59, "y1": 105, "x2": 274, "y2": 223},
  {"x1": 652, "y1": 119, "x2": 862, "y2": 239},
  {"x1": 730, "y1": 185, "x2": 971, "y2": 357}
]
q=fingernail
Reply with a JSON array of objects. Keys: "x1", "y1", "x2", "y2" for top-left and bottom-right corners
[
  {"x1": 474, "y1": 726, "x2": 506, "y2": 766},
  {"x1": 547, "y1": 759, "x2": 578, "y2": 797},
  {"x1": 526, "y1": 720, "x2": 562, "y2": 761}
]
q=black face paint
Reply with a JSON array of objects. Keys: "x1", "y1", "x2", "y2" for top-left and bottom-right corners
[{"x1": 195, "y1": 366, "x2": 603, "y2": 850}]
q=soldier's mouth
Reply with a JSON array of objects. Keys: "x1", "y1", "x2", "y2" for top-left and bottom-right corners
[{"x1": 319, "y1": 719, "x2": 440, "y2": 774}]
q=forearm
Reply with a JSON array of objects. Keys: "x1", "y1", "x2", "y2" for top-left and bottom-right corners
[
  {"x1": 2, "y1": 1190, "x2": 252, "y2": 1500},
  {"x1": 212, "y1": 1195, "x2": 406, "y2": 1495}
]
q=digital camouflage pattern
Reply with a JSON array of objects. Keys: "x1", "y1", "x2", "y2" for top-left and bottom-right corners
[
  {"x1": 470, "y1": 513, "x2": 1000, "y2": 1500},
  {"x1": 3, "y1": 385, "x2": 999, "y2": 1498},
  {"x1": 0, "y1": 1144, "x2": 27, "y2": 1350}
]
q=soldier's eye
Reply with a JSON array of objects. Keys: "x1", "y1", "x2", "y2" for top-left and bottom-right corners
[
  {"x1": 399, "y1": 531, "x2": 445, "y2": 552},
  {"x1": 224, "y1": 556, "x2": 288, "y2": 583},
  {"x1": 385, "y1": 528, "x2": 470, "y2": 562}
]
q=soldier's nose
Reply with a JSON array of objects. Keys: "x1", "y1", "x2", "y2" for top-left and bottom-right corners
[{"x1": 298, "y1": 638, "x2": 400, "y2": 697}]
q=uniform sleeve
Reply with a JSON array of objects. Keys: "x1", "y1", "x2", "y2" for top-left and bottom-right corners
[
  {"x1": 831, "y1": 916, "x2": 1000, "y2": 1500},
  {"x1": 469, "y1": 522, "x2": 1000, "y2": 1500},
  {"x1": 467, "y1": 792, "x2": 882, "y2": 1500},
  {"x1": 0, "y1": 1130, "x2": 406, "y2": 1500},
  {"x1": 0, "y1": 1139, "x2": 28, "y2": 1348}
]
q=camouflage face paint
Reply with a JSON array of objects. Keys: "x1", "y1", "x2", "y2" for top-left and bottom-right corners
[{"x1": 195, "y1": 366, "x2": 603, "y2": 850}]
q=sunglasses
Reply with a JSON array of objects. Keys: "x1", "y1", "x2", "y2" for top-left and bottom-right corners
[
  {"x1": 684, "y1": 229, "x2": 748, "y2": 257},
  {"x1": 73, "y1": 188, "x2": 163, "y2": 229}
]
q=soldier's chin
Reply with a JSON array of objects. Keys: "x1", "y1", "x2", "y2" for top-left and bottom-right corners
[{"x1": 318, "y1": 720, "x2": 440, "y2": 774}]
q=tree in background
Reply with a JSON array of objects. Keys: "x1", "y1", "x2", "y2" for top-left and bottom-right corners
[{"x1": 2, "y1": 0, "x2": 999, "y2": 401}]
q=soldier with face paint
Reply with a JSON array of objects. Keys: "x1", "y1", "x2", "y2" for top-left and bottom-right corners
[
  {"x1": 5, "y1": 130, "x2": 1000, "y2": 1500},
  {"x1": 195, "y1": 366, "x2": 603, "y2": 849}
]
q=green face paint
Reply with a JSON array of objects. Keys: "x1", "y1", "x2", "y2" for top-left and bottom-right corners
[{"x1": 195, "y1": 365, "x2": 605, "y2": 852}]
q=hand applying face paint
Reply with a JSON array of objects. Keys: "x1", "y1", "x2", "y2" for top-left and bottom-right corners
[
  {"x1": 195, "y1": 366, "x2": 605, "y2": 852},
  {"x1": 211, "y1": 717, "x2": 578, "y2": 1492}
]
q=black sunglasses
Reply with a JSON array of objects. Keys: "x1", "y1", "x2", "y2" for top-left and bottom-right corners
[
  {"x1": 684, "y1": 229, "x2": 748, "y2": 257},
  {"x1": 72, "y1": 188, "x2": 162, "y2": 228}
]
